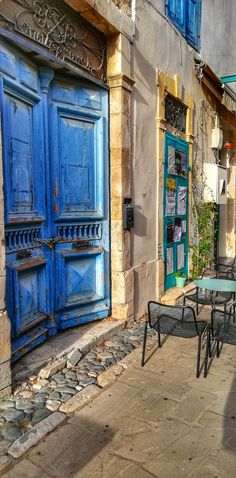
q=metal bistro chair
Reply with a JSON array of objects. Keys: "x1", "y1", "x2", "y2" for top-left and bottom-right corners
[
  {"x1": 142, "y1": 302, "x2": 208, "y2": 378},
  {"x1": 183, "y1": 280, "x2": 233, "y2": 316},
  {"x1": 205, "y1": 301, "x2": 236, "y2": 376}
]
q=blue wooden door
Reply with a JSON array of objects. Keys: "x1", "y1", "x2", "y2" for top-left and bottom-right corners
[
  {"x1": 164, "y1": 132, "x2": 189, "y2": 290},
  {"x1": 0, "y1": 41, "x2": 110, "y2": 360},
  {"x1": 50, "y1": 79, "x2": 110, "y2": 331}
]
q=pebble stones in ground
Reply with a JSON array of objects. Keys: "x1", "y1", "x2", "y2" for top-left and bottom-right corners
[{"x1": 0, "y1": 321, "x2": 154, "y2": 461}]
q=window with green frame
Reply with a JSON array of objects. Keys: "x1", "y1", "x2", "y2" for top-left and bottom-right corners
[{"x1": 166, "y1": 0, "x2": 202, "y2": 51}]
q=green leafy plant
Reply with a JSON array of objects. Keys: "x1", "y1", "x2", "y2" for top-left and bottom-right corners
[
  {"x1": 175, "y1": 271, "x2": 187, "y2": 278},
  {"x1": 190, "y1": 201, "x2": 217, "y2": 280}
]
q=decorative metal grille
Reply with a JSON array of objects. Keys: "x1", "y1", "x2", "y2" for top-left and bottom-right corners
[
  {"x1": 165, "y1": 94, "x2": 187, "y2": 133},
  {"x1": 0, "y1": 0, "x2": 107, "y2": 82},
  {"x1": 57, "y1": 223, "x2": 102, "y2": 241},
  {"x1": 6, "y1": 226, "x2": 41, "y2": 251}
]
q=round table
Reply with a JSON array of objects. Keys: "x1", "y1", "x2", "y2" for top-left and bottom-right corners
[{"x1": 194, "y1": 278, "x2": 236, "y2": 293}]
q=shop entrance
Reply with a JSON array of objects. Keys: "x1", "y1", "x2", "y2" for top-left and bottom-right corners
[{"x1": 163, "y1": 132, "x2": 189, "y2": 290}]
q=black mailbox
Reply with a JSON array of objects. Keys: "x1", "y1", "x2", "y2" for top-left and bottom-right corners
[{"x1": 123, "y1": 198, "x2": 134, "y2": 230}]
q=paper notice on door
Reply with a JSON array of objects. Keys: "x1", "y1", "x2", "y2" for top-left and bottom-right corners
[
  {"x1": 180, "y1": 152, "x2": 187, "y2": 176},
  {"x1": 181, "y1": 220, "x2": 187, "y2": 235},
  {"x1": 177, "y1": 243, "x2": 185, "y2": 269},
  {"x1": 177, "y1": 186, "x2": 187, "y2": 215},
  {"x1": 168, "y1": 145, "x2": 175, "y2": 174},
  {"x1": 166, "y1": 188, "x2": 176, "y2": 215},
  {"x1": 166, "y1": 178, "x2": 176, "y2": 190},
  {"x1": 166, "y1": 247, "x2": 174, "y2": 275},
  {"x1": 173, "y1": 226, "x2": 182, "y2": 242}
]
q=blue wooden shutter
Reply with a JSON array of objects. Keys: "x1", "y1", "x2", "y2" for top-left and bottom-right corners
[
  {"x1": 186, "y1": 0, "x2": 201, "y2": 50},
  {"x1": 166, "y1": 0, "x2": 186, "y2": 35}
]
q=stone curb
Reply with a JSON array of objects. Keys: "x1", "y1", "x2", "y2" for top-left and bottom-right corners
[
  {"x1": 95, "y1": 339, "x2": 156, "y2": 389},
  {"x1": 59, "y1": 384, "x2": 101, "y2": 414},
  {"x1": 39, "y1": 359, "x2": 67, "y2": 379},
  {"x1": 7, "y1": 412, "x2": 66, "y2": 459}
]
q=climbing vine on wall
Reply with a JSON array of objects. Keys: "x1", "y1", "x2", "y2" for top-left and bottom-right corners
[
  {"x1": 190, "y1": 201, "x2": 217, "y2": 279},
  {"x1": 190, "y1": 99, "x2": 218, "y2": 279}
]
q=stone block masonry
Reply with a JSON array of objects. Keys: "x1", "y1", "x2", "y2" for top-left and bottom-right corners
[{"x1": 0, "y1": 311, "x2": 11, "y2": 398}]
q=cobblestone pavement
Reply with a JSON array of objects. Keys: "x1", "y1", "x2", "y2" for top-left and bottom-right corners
[
  {"x1": 2, "y1": 306, "x2": 236, "y2": 477},
  {"x1": 0, "y1": 320, "x2": 155, "y2": 467}
]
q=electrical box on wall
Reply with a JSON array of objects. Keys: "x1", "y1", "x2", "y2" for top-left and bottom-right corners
[
  {"x1": 211, "y1": 114, "x2": 223, "y2": 150},
  {"x1": 203, "y1": 164, "x2": 227, "y2": 204},
  {"x1": 123, "y1": 198, "x2": 134, "y2": 230}
]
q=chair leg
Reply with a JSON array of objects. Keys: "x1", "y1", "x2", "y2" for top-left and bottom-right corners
[
  {"x1": 196, "y1": 302, "x2": 199, "y2": 316},
  {"x1": 196, "y1": 334, "x2": 202, "y2": 378},
  {"x1": 157, "y1": 329, "x2": 162, "y2": 348},
  {"x1": 208, "y1": 329, "x2": 212, "y2": 358},
  {"x1": 204, "y1": 329, "x2": 210, "y2": 378},
  {"x1": 216, "y1": 340, "x2": 223, "y2": 358},
  {"x1": 141, "y1": 321, "x2": 148, "y2": 367}
]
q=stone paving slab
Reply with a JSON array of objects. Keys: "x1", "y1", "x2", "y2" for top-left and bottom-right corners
[
  {"x1": 118, "y1": 366, "x2": 191, "y2": 400},
  {"x1": 2, "y1": 307, "x2": 236, "y2": 477},
  {"x1": 28, "y1": 422, "x2": 117, "y2": 478},
  {"x1": 2, "y1": 460, "x2": 51, "y2": 478}
]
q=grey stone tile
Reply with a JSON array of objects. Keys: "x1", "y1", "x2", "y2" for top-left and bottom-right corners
[
  {"x1": 118, "y1": 367, "x2": 190, "y2": 400},
  {"x1": 111, "y1": 417, "x2": 190, "y2": 464},
  {"x1": 1, "y1": 459, "x2": 50, "y2": 478},
  {"x1": 144, "y1": 426, "x2": 225, "y2": 478},
  {"x1": 169, "y1": 389, "x2": 217, "y2": 423},
  {"x1": 28, "y1": 422, "x2": 116, "y2": 478}
]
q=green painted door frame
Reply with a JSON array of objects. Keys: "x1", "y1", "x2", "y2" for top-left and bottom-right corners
[{"x1": 164, "y1": 132, "x2": 189, "y2": 290}]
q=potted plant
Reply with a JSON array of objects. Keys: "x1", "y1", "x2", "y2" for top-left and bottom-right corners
[{"x1": 175, "y1": 271, "x2": 187, "y2": 288}]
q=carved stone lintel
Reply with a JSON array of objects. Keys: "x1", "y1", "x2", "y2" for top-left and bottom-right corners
[
  {"x1": 107, "y1": 74, "x2": 135, "y2": 92},
  {"x1": 39, "y1": 67, "x2": 54, "y2": 93}
]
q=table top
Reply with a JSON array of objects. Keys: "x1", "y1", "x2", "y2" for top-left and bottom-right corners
[{"x1": 194, "y1": 278, "x2": 236, "y2": 292}]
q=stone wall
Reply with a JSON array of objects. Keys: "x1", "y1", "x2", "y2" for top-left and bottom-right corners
[{"x1": 111, "y1": 0, "x2": 131, "y2": 16}]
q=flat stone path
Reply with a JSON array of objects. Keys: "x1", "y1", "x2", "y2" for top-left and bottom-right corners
[
  {"x1": 2, "y1": 306, "x2": 236, "y2": 477},
  {"x1": 0, "y1": 321, "x2": 154, "y2": 465}
]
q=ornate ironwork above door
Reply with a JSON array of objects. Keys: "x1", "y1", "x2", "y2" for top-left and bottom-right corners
[
  {"x1": 0, "y1": 0, "x2": 107, "y2": 81},
  {"x1": 165, "y1": 94, "x2": 187, "y2": 133}
]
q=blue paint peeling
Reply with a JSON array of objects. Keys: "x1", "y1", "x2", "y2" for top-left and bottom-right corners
[{"x1": 0, "y1": 39, "x2": 110, "y2": 359}]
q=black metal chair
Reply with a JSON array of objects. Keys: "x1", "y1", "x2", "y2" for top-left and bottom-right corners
[
  {"x1": 204, "y1": 301, "x2": 236, "y2": 376},
  {"x1": 183, "y1": 284, "x2": 233, "y2": 316},
  {"x1": 216, "y1": 259, "x2": 234, "y2": 279},
  {"x1": 142, "y1": 302, "x2": 208, "y2": 378}
]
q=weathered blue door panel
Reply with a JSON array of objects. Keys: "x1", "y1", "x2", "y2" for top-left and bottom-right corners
[
  {"x1": 7, "y1": 257, "x2": 48, "y2": 337},
  {"x1": 50, "y1": 79, "x2": 110, "y2": 330},
  {"x1": 0, "y1": 79, "x2": 46, "y2": 225},
  {"x1": 0, "y1": 41, "x2": 110, "y2": 357}
]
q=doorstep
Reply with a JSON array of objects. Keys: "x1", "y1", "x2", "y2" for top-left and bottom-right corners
[
  {"x1": 12, "y1": 315, "x2": 134, "y2": 387},
  {"x1": 160, "y1": 281, "x2": 196, "y2": 305}
]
